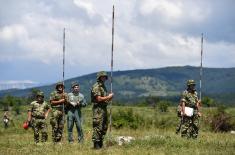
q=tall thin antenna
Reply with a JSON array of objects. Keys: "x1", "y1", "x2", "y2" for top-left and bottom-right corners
[
  {"x1": 200, "y1": 33, "x2": 203, "y2": 101},
  {"x1": 62, "y1": 28, "x2": 66, "y2": 124},
  {"x1": 63, "y1": 28, "x2": 65, "y2": 84},
  {"x1": 109, "y1": 5, "x2": 115, "y2": 133}
]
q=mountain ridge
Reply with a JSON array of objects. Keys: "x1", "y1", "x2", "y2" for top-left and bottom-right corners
[{"x1": 1, "y1": 66, "x2": 235, "y2": 104}]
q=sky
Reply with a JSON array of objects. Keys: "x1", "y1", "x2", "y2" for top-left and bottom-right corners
[{"x1": 0, "y1": 0, "x2": 235, "y2": 85}]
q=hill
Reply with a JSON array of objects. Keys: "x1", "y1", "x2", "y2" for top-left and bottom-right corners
[{"x1": 1, "y1": 66, "x2": 235, "y2": 104}]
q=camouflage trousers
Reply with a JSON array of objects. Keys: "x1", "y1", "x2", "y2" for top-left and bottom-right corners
[
  {"x1": 67, "y1": 109, "x2": 83, "y2": 143},
  {"x1": 32, "y1": 118, "x2": 48, "y2": 143},
  {"x1": 92, "y1": 106, "x2": 108, "y2": 142},
  {"x1": 181, "y1": 115, "x2": 199, "y2": 139},
  {"x1": 50, "y1": 110, "x2": 64, "y2": 142},
  {"x1": 175, "y1": 116, "x2": 183, "y2": 134}
]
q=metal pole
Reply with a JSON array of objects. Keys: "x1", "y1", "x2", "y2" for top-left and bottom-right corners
[
  {"x1": 200, "y1": 33, "x2": 203, "y2": 101},
  {"x1": 109, "y1": 5, "x2": 114, "y2": 133},
  {"x1": 62, "y1": 28, "x2": 66, "y2": 123}
]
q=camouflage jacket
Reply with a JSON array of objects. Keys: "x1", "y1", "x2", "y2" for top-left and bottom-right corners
[
  {"x1": 50, "y1": 91, "x2": 68, "y2": 109},
  {"x1": 91, "y1": 81, "x2": 108, "y2": 108},
  {"x1": 29, "y1": 101, "x2": 50, "y2": 119},
  {"x1": 181, "y1": 90, "x2": 199, "y2": 109},
  {"x1": 67, "y1": 92, "x2": 87, "y2": 110}
]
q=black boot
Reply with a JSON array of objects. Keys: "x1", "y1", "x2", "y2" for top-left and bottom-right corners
[
  {"x1": 99, "y1": 140, "x2": 103, "y2": 148},
  {"x1": 94, "y1": 141, "x2": 100, "y2": 149}
]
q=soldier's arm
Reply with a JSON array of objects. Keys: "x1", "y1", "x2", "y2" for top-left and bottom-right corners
[
  {"x1": 96, "y1": 93, "x2": 113, "y2": 103},
  {"x1": 44, "y1": 103, "x2": 50, "y2": 119},
  {"x1": 44, "y1": 109, "x2": 50, "y2": 119},
  {"x1": 181, "y1": 101, "x2": 186, "y2": 116},
  {"x1": 180, "y1": 92, "x2": 186, "y2": 116},
  {"x1": 27, "y1": 110, "x2": 32, "y2": 122},
  {"x1": 50, "y1": 92, "x2": 66, "y2": 106},
  {"x1": 27, "y1": 103, "x2": 33, "y2": 122},
  {"x1": 50, "y1": 99, "x2": 66, "y2": 105},
  {"x1": 196, "y1": 99, "x2": 202, "y2": 116}
]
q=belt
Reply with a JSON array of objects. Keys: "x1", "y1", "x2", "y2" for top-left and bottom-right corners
[
  {"x1": 51, "y1": 106, "x2": 63, "y2": 111},
  {"x1": 32, "y1": 116, "x2": 45, "y2": 119}
]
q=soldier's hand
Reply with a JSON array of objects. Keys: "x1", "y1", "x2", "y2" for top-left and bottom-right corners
[
  {"x1": 198, "y1": 100, "x2": 202, "y2": 106},
  {"x1": 108, "y1": 93, "x2": 114, "y2": 99},
  {"x1": 198, "y1": 112, "x2": 202, "y2": 117},
  {"x1": 59, "y1": 98, "x2": 65, "y2": 103},
  {"x1": 45, "y1": 113, "x2": 48, "y2": 119}
]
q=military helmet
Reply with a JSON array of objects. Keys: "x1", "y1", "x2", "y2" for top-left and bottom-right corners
[
  {"x1": 56, "y1": 82, "x2": 65, "y2": 89},
  {"x1": 71, "y1": 81, "x2": 79, "y2": 88},
  {"x1": 187, "y1": 80, "x2": 196, "y2": 86},
  {"x1": 36, "y1": 91, "x2": 44, "y2": 97},
  {"x1": 97, "y1": 71, "x2": 108, "y2": 80}
]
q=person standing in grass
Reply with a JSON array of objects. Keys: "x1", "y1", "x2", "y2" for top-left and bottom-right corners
[
  {"x1": 50, "y1": 82, "x2": 67, "y2": 143},
  {"x1": 91, "y1": 71, "x2": 114, "y2": 149},
  {"x1": 27, "y1": 91, "x2": 50, "y2": 144},
  {"x1": 67, "y1": 81, "x2": 87, "y2": 143},
  {"x1": 3, "y1": 111, "x2": 10, "y2": 128},
  {"x1": 180, "y1": 80, "x2": 202, "y2": 138}
]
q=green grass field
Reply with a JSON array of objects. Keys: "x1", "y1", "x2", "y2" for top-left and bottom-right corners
[{"x1": 0, "y1": 106, "x2": 235, "y2": 155}]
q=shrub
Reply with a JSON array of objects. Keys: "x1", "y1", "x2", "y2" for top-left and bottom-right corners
[
  {"x1": 157, "y1": 101, "x2": 170, "y2": 112},
  {"x1": 112, "y1": 108, "x2": 143, "y2": 129},
  {"x1": 207, "y1": 105, "x2": 235, "y2": 132},
  {"x1": 202, "y1": 96, "x2": 216, "y2": 107}
]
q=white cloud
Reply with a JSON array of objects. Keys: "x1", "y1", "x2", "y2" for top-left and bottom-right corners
[
  {"x1": 0, "y1": 24, "x2": 27, "y2": 42},
  {"x1": 0, "y1": 0, "x2": 234, "y2": 82},
  {"x1": 140, "y1": 0, "x2": 183, "y2": 19},
  {"x1": 73, "y1": 0, "x2": 95, "y2": 17}
]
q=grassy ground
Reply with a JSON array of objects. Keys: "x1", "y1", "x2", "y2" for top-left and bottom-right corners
[{"x1": 0, "y1": 106, "x2": 235, "y2": 155}]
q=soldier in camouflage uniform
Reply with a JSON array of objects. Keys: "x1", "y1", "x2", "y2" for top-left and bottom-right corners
[
  {"x1": 91, "y1": 71, "x2": 114, "y2": 149},
  {"x1": 180, "y1": 80, "x2": 202, "y2": 139},
  {"x1": 67, "y1": 81, "x2": 87, "y2": 143},
  {"x1": 50, "y1": 82, "x2": 67, "y2": 143},
  {"x1": 27, "y1": 91, "x2": 50, "y2": 143}
]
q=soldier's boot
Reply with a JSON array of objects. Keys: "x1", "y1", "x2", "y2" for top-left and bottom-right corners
[
  {"x1": 175, "y1": 128, "x2": 180, "y2": 134},
  {"x1": 99, "y1": 140, "x2": 103, "y2": 148},
  {"x1": 41, "y1": 132, "x2": 48, "y2": 142},
  {"x1": 93, "y1": 141, "x2": 101, "y2": 149}
]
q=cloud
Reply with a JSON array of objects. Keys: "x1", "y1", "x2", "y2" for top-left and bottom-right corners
[
  {"x1": 73, "y1": 0, "x2": 95, "y2": 17},
  {"x1": 0, "y1": 0, "x2": 234, "y2": 83}
]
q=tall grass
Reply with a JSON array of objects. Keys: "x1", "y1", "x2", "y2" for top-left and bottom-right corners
[{"x1": 0, "y1": 106, "x2": 234, "y2": 155}]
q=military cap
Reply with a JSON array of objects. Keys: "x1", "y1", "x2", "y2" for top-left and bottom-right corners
[
  {"x1": 97, "y1": 71, "x2": 108, "y2": 80},
  {"x1": 56, "y1": 81, "x2": 65, "y2": 89},
  {"x1": 36, "y1": 91, "x2": 44, "y2": 97},
  {"x1": 71, "y1": 81, "x2": 79, "y2": 88},
  {"x1": 187, "y1": 80, "x2": 196, "y2": 86}
]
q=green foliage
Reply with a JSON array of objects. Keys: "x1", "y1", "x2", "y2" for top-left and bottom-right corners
[
  {"x1": 0, "y1": 106, "x2": 235, "y2": 154},
  {"x1": 206, "y1": 105, "x2": 235, "y2": 132},
  {"x1": 145, "y1": 96, "x2": 160, "y2": 107},
  {"x1": 157, "y1": 101, "x2": 170, "y2": 112},
  {"x1": 112, "y1": 108, "x2": 144, "y2": 129},
  {"x1": 202, "y1": 96, "x2": 216, "y2": 107},
  {"x1": 0, "y1": 95, "x2": 26, "y2": 114}
]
